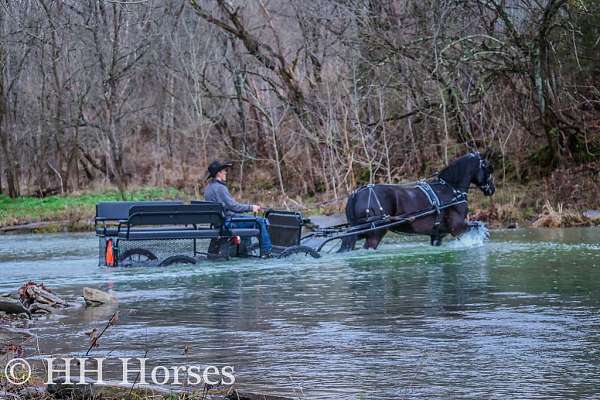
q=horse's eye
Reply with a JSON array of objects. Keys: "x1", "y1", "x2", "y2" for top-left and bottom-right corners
[{"x1": 482, "y1": 160, "x2": 493, "y2": 173}]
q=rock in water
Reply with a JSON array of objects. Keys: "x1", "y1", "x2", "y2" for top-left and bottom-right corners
[{"x1": 83, "y1": 288, "x2": 117, "y2": 306}]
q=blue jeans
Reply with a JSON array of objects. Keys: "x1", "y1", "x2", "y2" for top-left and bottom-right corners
[{"x1": 226, "y1": 215, "x2": 272, "y2": 255}]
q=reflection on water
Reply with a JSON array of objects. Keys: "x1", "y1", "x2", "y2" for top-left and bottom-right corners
[{"x1": 1, "y1": 228, "x2": 600, "y2": 398}]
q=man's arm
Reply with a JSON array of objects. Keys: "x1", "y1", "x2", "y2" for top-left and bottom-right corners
[{"x1": 217, "y1": 185, "x2": 253, "y2": 213}]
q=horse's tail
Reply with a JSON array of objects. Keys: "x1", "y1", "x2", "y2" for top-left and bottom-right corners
[
  {"x1": 339, "y1": 187, "x2": 362, "y2": 252},
  {"x1": 345, "y1": 192, "x2": 355, "y2": 224},
  {"x1": 345, "y1": 186, "x2": 363, "y2": 225}
]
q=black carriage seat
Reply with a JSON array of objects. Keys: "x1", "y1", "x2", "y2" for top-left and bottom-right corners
[
  {"x1": 265, "y1": 210, "x2": 304, "y2": 255},
  {"x1": 95, "y1": 201, "x2": 184, "y2": 236},
  {"x1": 117, "y1": 203, "x2": 260, "y2": 240},
  {"x1": 127, "y1": 203, "x2": 224, "y2": 226}
]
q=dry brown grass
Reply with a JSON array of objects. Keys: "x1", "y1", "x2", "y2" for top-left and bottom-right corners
[{"x1": 532, "y1": 201, "x2": 591, "y2": 228}]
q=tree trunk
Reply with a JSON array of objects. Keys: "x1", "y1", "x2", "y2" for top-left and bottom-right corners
[{"x1": 0, "y1": 44, "x2": 19, "y2": 198}]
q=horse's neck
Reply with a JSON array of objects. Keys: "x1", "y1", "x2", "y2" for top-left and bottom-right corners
[{"x1": 439, "y1": 158, "x2": 475, "y2": 193}]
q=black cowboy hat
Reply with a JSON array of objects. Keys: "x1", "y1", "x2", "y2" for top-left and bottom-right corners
[{"x1": 205, "y1": 160, "x2": 233, "y2": 179}]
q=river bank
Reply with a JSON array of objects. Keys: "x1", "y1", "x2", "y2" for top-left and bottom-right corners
[{"x1": 0, "y1": 185, "x2": 599, "y2": 234}]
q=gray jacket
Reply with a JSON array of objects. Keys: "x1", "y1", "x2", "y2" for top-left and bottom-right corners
[{"x1": 204, "y1": 179, "x2": 252, "y2": 217}]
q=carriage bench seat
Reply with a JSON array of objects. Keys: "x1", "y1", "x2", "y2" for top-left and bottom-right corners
[
  {"x1": 116, "y1": 203, "x2": 260, "y2": 240},
  {"x1": 95, "y1": 201, "x2": 184, "y2": 236},
  {"x1": 96, "y1": 201, "x2": 184, "y2": 222}
]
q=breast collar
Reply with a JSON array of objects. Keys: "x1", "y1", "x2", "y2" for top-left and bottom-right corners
[{"x1": 417, "y1": 178, "x2": 468, "y2": 209}]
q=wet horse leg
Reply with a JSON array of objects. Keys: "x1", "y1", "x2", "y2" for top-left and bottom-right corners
[
  {"x1": 363, "y1": 230, "x2": 387, "y2": 249},
  {"x1": 430, "y1": 235, "x2": 444, "y2": 246},
  {"x1": 449, "y1": 210, "x2": 470, "y2": 237},
  {"x1": 338, "y1": 235, "x2": 357, "y2": 252}
]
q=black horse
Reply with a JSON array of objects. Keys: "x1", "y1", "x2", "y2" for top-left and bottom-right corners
[{"x1": 340, "y1": 152, "x2": 495, "y2": 251}]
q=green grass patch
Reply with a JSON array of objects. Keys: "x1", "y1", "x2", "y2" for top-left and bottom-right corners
[{"x1": 0, "y1": 187, "x2": 185, "y2": 227}]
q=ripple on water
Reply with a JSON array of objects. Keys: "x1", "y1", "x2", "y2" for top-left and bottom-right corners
[{"x1": 1, "y1": 228, "x2": 600, "y2": 398}]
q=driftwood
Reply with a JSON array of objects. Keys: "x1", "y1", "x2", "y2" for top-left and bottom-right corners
[
  {"x1": 1, "y1": 281, "x2": 73, "y2": 316},
  {"x1": 0, "y1": 221, "x2": 70, "y2": 234},
  {"x1": 19, "y1": 281, "x2": 68, "y2": 308},
  {"x1": 0, "y1": 298, "x2": 30, "y2": 316},
  {"x1": 29, "y1": 303, "x2": 56, "y2": 314}
]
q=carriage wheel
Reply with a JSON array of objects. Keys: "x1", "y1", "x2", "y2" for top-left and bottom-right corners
[
  {"x1": 118, "y1": 248, "x2": 157, "y2": 266},
  {"x1": 277, "y1": 245, "x2": 321, "y2": 259},
  {"x1": 245, "y1": 242, "x2": 260, "y2": 256},
  {"x1": 159, "y1": 255, "x2": 197, "y2": 267}
]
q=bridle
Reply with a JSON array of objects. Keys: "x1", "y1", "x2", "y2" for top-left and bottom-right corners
[
  {"x1": 434, "y1": 152, "x2": 493, "y2": 198},
  {"x1": 473, "y1": 152, "x2": 494, "y2": 193}
]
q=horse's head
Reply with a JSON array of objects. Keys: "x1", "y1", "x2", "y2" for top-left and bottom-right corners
[
  {"x1": 438, "y1": 151, "x2": 497, "y2": 195},
  {"x1": 472, "y1": 152, "x2": 495, "y2": 196}
]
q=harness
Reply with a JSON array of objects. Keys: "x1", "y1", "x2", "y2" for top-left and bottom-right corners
[
  {"x1": 416, "y1": 180, "x2": 443, "y2": 236},
  {"x1": 364, "y1": 183, "x2": 385, "y2": 220},
  {"x1": 353, "y1": 178, "x2": 468, "y2": 228}
]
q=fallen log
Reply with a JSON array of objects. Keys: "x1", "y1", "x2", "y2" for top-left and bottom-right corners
[
  {"x1": 0, "y1": 221, "x2": 70, "y2": 234},
  {"x1": 19, "y1": 281, "x2": 68, "y2": 308},
  {"x1": 29, "y1": 303, "x2": 56, "y2": 314},
  {"x1": 0, "y1": 298, "x2": 30, "y2": 316}
]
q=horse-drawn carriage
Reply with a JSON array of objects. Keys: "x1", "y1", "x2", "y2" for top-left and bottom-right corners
[
  {"x1": 95, "y1": 152, "x2": 496, "y2": 267},
  {"x1": 95, "y1": 201, "x2": 321, "y2": 267}
]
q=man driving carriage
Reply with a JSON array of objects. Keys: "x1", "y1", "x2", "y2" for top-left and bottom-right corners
[{"x1": 203, "y1": 160, "x2": 272, "y2": 257}]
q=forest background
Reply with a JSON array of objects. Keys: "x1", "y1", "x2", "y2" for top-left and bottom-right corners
[{"x1": 0, "y1": 0, "x2": 598, "y2": 229}]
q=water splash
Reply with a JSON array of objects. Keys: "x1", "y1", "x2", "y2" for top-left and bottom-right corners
[{"x1": 448, "y1": 222, "x2": 490, "y2": 248}]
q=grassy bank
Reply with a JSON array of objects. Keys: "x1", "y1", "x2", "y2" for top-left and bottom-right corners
[{"x1": 0, "y1": 188, "x2": 184, "y2": 233}]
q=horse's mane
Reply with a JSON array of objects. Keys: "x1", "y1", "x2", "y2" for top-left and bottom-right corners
[{"x1": 438, "y1": 153, "x2": 478, "y2": 183}]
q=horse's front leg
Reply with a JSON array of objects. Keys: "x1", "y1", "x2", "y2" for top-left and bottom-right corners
[
  {"x1": 467, "y1": 220, "x2": 484, "y2": 229},
  {"x1": 430, "y1": 235, "x2": 446, "y2": 246},
  {"x1": 363, "y1": 230, "x2": 387, "y2": 249},
  {"x1": 448, "y1": 210, "x2": 470, "y2": 237},
  {"x1": 338, "y1": 235, "x2": 357, "y2": 252}
]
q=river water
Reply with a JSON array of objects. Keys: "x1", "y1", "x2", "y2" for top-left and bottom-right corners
[{"x1": 1, "y1": 228, "x2": 600, "y2": 399}]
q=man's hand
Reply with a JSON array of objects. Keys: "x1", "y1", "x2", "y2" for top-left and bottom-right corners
[{"x1": 252, "y1": 204, "x2": 261, "y2": 213}]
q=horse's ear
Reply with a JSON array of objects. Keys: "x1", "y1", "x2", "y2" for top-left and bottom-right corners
[{"x1": 482, "y1": 147, "x2": 500, "y2": 163}]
